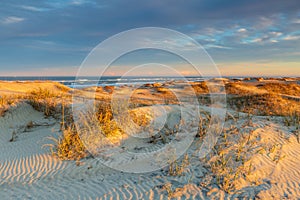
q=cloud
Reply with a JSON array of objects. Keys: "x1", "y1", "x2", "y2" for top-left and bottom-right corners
[
  {"x1": 269, "y1": 31, "x2": 282, "y2": 37},
  {"x1": 250, "y1": 37, "x2": 263, "y2": 43},
  {"x1": 237, "y1": 28, "x2": 247, "y2": 33},
  {"x1": 20, "y1": 5, "x2": 49, "y2": 12},
  {"x1": 283, "y1": 35, "x2": 300, "y2": 40},
  {"x1": 204, "y1": 44, "x2": 233, "y2": 49},
  {"x1": 2, "y1": 16, "x2": 25, "y2": 24},
  {"x1": 44, "y1": 0, "x2": 96, "y2": 9},
  {"x1": 0, "y1": 0, "x2": 299, "y2": 75},
  {"x1": 70, "y1": 0, "x2": 87, "y2": 5}
]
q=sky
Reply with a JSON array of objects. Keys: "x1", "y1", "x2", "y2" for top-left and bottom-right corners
[{"x1": 0, "y1": 0, "x2": 299, "y2": 76}]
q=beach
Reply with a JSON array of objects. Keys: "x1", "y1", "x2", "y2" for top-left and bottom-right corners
[{"x1": 0, "y1": 77, "x2": 300, "y2": 199}]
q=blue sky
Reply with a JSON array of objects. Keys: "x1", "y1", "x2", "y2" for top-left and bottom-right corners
[{"x1": 0, "y1": 0, "x2": 299, "y2": 76}]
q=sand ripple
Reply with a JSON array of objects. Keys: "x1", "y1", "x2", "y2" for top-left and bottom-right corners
[{"x1": 1, "y1": 103, "x2": 300, "y2": 199}]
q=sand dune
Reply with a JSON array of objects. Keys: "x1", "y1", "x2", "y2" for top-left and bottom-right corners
[
  {"x1": 0, "y1": 102, "x2": 197, "y2": 199},
  {"x1": 0, "y1": 81, "x2": 70, "y2": 95},
  {"x1": 248, "y1": 123, "x2": 300, "y2": 199},
  {"x1": 0, "y1": 80, "x2": 300, "y2": 199}
]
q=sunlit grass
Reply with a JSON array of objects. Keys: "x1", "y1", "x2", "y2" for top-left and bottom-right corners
[
  {"x1": 46, "y1": 126, "x2": 89, "y2": 160},
  {"x1": 0, "y1": 94, "x2": 24, "y2": 116}
]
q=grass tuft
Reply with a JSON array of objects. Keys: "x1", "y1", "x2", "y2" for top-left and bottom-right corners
[{"x1": 46, "y1": 126, "x2": 88, "y2": 160}]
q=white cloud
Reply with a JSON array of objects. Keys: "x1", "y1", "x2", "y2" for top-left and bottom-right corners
[
  {"x1": 20, "y1": 5, "x2": 49, "y2": 12},
  {"x1": 70, "y1": 0, "x2": 88, "y2": 5},
  {"x1": 250, "y1": 38, "x2": 263, "y2": 43},
  {"x1": 204, "y1": 44, "x2": 232, "y2": 49},
  {"x1": 269, "y1": 31, "x2": 282, "y2": 37},
  {"x1": 237, "y1": 28, "x2": 247, "y2": 33},
  {"x1": 242, "y1": 31, "x2": 288, "y2": 44},
  {"x1": 202, "y1": 27, "x2": 222, "y2": 36},
  {"x1": 283, "y1": 35, "x2": 300, "y2": 41},
  {"x1": 2, "y1": 16, "x2": 25, "y2": 24}
]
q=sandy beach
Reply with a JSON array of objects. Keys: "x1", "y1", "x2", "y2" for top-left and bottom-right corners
[{"x1": 0, "y1": 78, "x2": 300, "y2": 199}]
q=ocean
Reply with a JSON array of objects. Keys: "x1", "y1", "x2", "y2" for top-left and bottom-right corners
[
  {"x1": 0, "y1": 76, "x2": 209, "y2": 88},
  {"x1": 1, "y1": 76, "x2": 290, "y2": 88}
]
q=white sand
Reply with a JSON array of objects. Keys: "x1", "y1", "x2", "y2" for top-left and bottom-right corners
[
  {"x1": 0, "y1": 103, "x2": 201, "y2": 199},
  {"x1": 0, "y1": 81, "x2": 300, "y2": 199}
]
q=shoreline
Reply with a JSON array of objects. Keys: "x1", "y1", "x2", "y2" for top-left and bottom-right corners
[{"x1": 0, "y1": 76, "x2": 299, "y2": 90}]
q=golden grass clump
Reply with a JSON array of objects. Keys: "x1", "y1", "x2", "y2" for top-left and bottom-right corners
[
  {"x1": 129, "y1": 110, "x2": 151, "y2": 127},
  {"x1": 48, "y1": 101, "x2": 129, "y2": 160},
  {"x1": 191, "y1": 82, "x2": 209, "y2": 94},
  {"x1": 0, "y1": 94, "x2": 24, "y2": 116},
  {"x1": 27, "y1": 88, "x2": 65, "y2": 117},
  {"x1": 0, "y1": 95, "x2": 9, "y2": 106},
  {"x1": 27, "y1": 87, "x2": 91, "y2": 161},
  {"x1": 29, "y1": 87, "x2": 57, "y2": 99},
  {"x1": 95, "y1": 102, "x2": 123, "y2": 138},
  {"x1": 47, "y1": 126, "x2": 88, "y2": 160},
  {"x1": 0, "y1": 94, "x2": 24, "y2": 106}
]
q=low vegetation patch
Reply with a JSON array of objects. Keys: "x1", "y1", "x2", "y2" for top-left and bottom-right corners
[
  {"x1": 167, "y1": 154, "x2": 190, "y2": 176},
  {"x1": 95, "y1": 102, "x2": 124, "y2": 138},
  {"x1": 227, "y1": 93, "x2": 300, "y2": 116},
  {"x1": 47, "y1": 99, "x2": 153, "y2": 160},
  {"x1": 258, "y1": 82, "x2": 300, "y2": 96},
  {"x1": 27, "y1": 88, "x2": 68, "y2": 118},
  {"x1": 191, "y1": 82, "x2": 209, "y2": 94},
  {"x1": 203, "y1": 122, "x2": 260, "y2": 193},
  {"x1": 0, "y1": 94, "x2": 24, "y2": 116},
  {"x1": 47, "y1": 126, "x2": 89, "y2": 160}
]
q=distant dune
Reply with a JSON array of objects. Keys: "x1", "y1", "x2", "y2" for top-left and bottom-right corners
[{"x1": 0, "y1": 81, "x2": 71, "y2": 95}]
